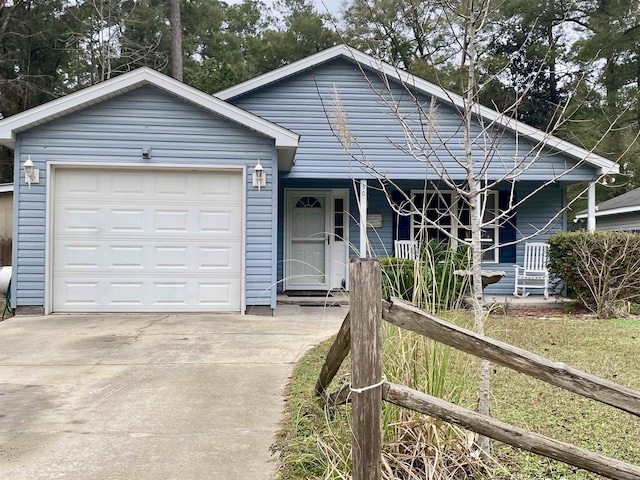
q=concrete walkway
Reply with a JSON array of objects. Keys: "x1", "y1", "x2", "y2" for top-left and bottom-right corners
[{"x1": 0, "y1": 305, "x2": 345, "y2": 479}]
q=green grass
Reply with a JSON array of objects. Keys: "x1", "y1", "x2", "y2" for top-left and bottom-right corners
[
  {"x1": 482, "y1": 313, "x2": 640, "y2": 479},
  {"x1": 275, "y1": 312, "x2": 640, "y2": 479}
]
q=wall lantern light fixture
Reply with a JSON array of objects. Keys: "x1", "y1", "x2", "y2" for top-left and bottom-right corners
[
  {"x1": 252, "y1": 160, "x2": 266, "y2": 191},
  {"x1": 23, "y1": 156, "x2": 39, "y2": 190}
]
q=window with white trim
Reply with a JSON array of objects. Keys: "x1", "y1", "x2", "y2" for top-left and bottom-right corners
[{"x1": 410, "y1": 190, "x2": 499, "y2": 263}]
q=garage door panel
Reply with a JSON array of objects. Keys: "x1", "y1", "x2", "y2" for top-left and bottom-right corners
[
  {"x1": 60, "y1": 281, "x2": 100, "y2": 307},
  {"x1": 197, "y1": 172, "x2": 242, "y2": 199},
  {"x1": 54, "y1": 276, "x2": 239, "y2": 311},
  {"x1": 53, "y1": 168, "x2": 243, "y2": 312},
  {"x1": 59, "y1": 245, "x2": 101, "y2": 270},
  {"x1": 57, "y1": 242, "x2": 242, "y2": 273},
  {"x1": 111, "y1": 282, "x2": 145, "y2": 306},
  {"x1": 111, "y1": 209, "x2": 145, "y2": 232},
  {"x1": 154, "y1": 210, "x2": 189, "y2": 233}
]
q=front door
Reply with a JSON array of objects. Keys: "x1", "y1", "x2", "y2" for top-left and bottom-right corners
[{"x1": 285, "y1": 190, "x2": 348, "y2": 291}]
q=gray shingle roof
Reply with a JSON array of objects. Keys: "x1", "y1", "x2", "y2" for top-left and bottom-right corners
[{"x1": 576, "y1": 186, "x2": 640, "y2": 218}]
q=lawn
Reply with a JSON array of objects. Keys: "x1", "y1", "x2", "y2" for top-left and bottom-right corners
[{"x1": 275, "y1": 309, "x2": 640, "y2": 479}]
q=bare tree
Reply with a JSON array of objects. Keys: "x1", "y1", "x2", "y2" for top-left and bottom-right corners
[{"x1": 327, "y1": 0, "x2": 636, "y2": 458}]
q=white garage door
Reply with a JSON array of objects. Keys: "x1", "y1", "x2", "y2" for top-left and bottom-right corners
[{"x1": 52, "y1": 168, "x2": 243, "y2": 312}]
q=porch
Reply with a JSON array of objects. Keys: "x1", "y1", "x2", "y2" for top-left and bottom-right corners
[
  {"x1": 277, "y1": 178, "x2": 565, "y2": 297},
  {"x1": 276, "y1": 291, "x2": 569, "y2": 310}
]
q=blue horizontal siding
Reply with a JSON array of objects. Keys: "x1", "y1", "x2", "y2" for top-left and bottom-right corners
[
  {"x1": 14, "y1": 85, "x2": 278, "y2": 309},
  {"x1": 485, "y1": 182, "x2": 564, "y2": 296},
  {"x1": 232, "y1": 58, "x2": 598, "y2": 182}
]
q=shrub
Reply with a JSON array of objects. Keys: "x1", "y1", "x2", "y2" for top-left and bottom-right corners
[
  {"x1": 380, "y1": 257, "x2": 415, "y2": 301},
  {"x1": 381, "y1": 241, "x2": 470, "y2": 311},
  {"x1": 548, "y1": 230, "x2": 640, "y2": 317}
]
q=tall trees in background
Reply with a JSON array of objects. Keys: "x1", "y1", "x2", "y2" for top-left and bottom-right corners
[
  {"x1": 0, "y1": 0, "x2": 637, "y2": 192},
  {"x1": 341, "y1": 0, "x2": 640, "y2": 202},
  {"x1": 0, "y1": 0, "x2": 336, "y2": 182}
]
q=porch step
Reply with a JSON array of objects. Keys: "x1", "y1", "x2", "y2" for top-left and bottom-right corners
[{"x1": 277, "y1": 292, "x2": 350, "y2": 307}]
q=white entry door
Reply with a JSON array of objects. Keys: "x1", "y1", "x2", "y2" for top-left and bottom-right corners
[
  {"x1": 285, "y1": 190, "x2": 348, "y2": 290},
  {"x1": 52, "y1": 167, "x2": 243, "y2": 312}
]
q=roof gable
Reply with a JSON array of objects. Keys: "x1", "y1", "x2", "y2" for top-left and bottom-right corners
[
  {"x1": 0, "y1": 68, "x2": 299, "y2": 169},
  {"x1": 217, "y1": 44, "x2": 618, "y2": 176}
]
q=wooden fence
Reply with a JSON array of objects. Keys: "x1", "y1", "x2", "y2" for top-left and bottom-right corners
[
  {"x1": 316, "y1": 258, "x2": 640, "y2": 480},
  {"x1": 0, "y1": 238, "x2": 10, "y2": 266}
]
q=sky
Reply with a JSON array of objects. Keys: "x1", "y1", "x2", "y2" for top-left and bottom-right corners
[
  {"x1": 227, "y1": 0, "x2": 344, "y2": 16},
  {"x1": 312, "y1": 0, "x2": 343, "y2": 14}
]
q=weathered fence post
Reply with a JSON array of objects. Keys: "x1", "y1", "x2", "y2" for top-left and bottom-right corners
[{"x1": 350, "y1": 257, "x2": 382, "y2": 480}]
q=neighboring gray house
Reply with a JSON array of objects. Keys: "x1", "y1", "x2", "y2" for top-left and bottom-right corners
[
  {"x1": 0, "y1": 45, "x2": 618, "y2": 315},
  {"x1": 575, "y1": 187, "x2": 640, "y2": 231}
]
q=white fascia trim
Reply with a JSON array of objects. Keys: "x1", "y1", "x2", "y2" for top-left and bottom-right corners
[
  {"x1": 575, "y1": 204, "x2": 640, "y2": 219},
  {"x1": 216, "y1": 45, "x2": 350, "y2": 99},
  {"x1": 217, "y1": 44, "x2": 618, "y2": 175},
  {"x1": 0, "y1": 67, "x2": 299, "y2": 149},
  {"x1": 0, "y1": 183, "x2": 13, "y2": 193}
]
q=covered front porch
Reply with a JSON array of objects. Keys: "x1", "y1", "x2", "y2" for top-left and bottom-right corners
[{"x1": 276, "y1": 177, "x2": 567, "y2": 297}]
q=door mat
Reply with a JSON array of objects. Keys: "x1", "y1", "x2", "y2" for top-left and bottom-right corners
[{"x1": 286, "y1": 291, "x2": 333, "y2": 297}]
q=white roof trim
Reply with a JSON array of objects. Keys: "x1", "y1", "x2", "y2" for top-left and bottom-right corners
[
  {"x1": 0, "y1": 183, "x2": 13, "y2": 193},
  {"x1": 217, "y1": 44, "x2": 618, "y2": 175},
  {"x1": 0, "y1": 67, "x2": 299, "y2": 151},
  {"x1": 575, "y1": 204, "x2": 640, "y2": 219}
]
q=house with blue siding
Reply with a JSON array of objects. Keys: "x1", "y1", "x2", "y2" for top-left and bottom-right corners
[{"x1": 0, "y1": 45, "x2": 618, "y2": 315}]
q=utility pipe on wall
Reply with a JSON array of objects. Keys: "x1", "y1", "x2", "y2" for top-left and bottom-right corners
[{"x1": 587, "y1": 183, "x2": 596, "y2": 232}]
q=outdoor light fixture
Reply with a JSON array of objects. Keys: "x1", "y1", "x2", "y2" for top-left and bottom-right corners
[
  {"x1": 252, "y1": 160, "x2": 266, "y2": 191},
  {"x1": 23, "y1": 156, "x2": 39, "y2": 189}
]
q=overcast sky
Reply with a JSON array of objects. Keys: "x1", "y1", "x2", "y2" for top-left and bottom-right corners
[{"x1": 227, "y1": 0, "x2": 344, "y2": 16}]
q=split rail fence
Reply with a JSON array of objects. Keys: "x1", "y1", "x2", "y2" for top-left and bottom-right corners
[{"x1": 316, "y1": 258, "x2": 640, "y2": 480}]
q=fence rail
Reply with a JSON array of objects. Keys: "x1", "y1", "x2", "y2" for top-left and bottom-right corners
[
  {"x1": 0, "y1": 238, "x2": 11, "y2": 266},
  {"x1": 317, "y1": 258, "x2": 640, "y2": 480}
]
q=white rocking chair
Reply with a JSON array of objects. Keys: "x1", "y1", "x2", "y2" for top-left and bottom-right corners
[
  {"x1": 394, "y1": 240, "x2": 418, "y2": 260},
  {"x1": 513, "y1": 242, "x2": 550, "y2": 299}
]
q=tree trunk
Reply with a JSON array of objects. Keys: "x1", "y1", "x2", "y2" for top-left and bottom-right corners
[
  {"x1": 169, "y1": 0, "x2": 183, "y2": 81},
  {"x1": 461, "y1": 0, "x2": 491, "y2": 458}
]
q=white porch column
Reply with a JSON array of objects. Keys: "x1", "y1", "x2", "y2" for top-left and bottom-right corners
[
  {"x1": 359, "y1": 179, "x2": 368, "y2": 258},
  {"x1": 587, "y1": 182, "x2": 596, "y2": 232}
]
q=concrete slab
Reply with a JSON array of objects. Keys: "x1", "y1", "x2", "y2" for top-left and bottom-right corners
[{"x1": 0, "y1": 306, "x2": 346, "y2": 479}]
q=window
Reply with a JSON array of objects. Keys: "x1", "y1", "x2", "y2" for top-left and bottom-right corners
[
  {"x1": 410, "y1": 190, "x2": 499, "y2": 263},
  {"x1": 411, "y1": 191, "x2": 453, "y2": 243},
  {"x1": 296, "y1": 196, "x2": 322, "y2": 208},
  {"x1": 334, "y1": 198, "x2": 345, "y2": 241}
]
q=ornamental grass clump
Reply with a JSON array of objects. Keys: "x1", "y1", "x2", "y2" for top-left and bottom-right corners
[
  {"x1": 381, "y1": 240, "x2": 470, "y2": 312},
  {"x1": 378, "y1": 321, "x2": 486, "y2": 479}
]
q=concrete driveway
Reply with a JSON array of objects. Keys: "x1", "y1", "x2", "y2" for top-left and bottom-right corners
[{"x1": 0, "y1": 305, "x2": 345, "y2": 479}]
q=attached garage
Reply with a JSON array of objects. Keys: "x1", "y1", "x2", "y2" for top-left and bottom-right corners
[
  {"x1": 52, "y1": 167, "x2": 243, "y2": 312},
  {"x1": 0, "y1": 67, "x2": 299, "y2": 315}
]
